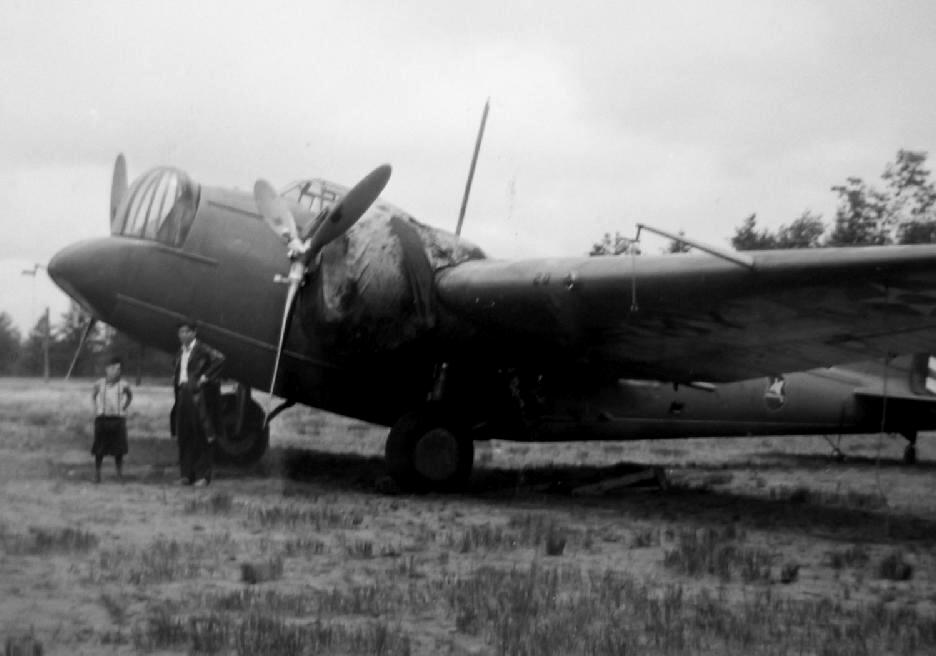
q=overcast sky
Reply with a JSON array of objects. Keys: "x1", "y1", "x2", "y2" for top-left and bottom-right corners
[{"x1": 3, "y1": 0, "x2": 936, "y2": 333}]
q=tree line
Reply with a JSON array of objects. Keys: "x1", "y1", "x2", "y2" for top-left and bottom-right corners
[
  {"x1": 591, "y1": 149, "x2": 936, "y2": 255},
  {"x1": 0, "y1": 301, "x2": 172, "y2": 380}
]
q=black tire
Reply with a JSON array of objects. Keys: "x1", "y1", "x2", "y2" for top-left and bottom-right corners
[
  {"x1": 385, "y1": 408, "x2": 473, "y2": 492},
  {"x1": 215, "y1": 393, "x2": 269, "y2": 465}
]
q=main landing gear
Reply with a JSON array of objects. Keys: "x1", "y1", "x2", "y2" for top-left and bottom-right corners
[
  {"x1": 215, "y1": 384, "x2": 269, "y2": 465},
  {"x1": 902, "y1": 430, "x2": 918, "y2": 466},
  {"x1": 385, "y1": 406, "x2": 474, "y2": 492}
]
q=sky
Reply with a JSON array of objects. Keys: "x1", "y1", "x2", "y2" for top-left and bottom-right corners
[{"x1": 3, "y1": 0, "x2": 936, "y2": 334}]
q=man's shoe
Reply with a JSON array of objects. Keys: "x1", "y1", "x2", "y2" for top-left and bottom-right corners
[{"x1": 193, "y1": 478, "x2": 209, "y2": 487}]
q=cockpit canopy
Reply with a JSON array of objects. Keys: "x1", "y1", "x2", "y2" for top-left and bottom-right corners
[
  {"x1": 280, "y1": 179, "x2": 348, "y2": 216},
  {"x1": 113, "y1": 167, "x2": 200, "y2": 247},
  {"x1": 280, "y1": 178, "x2": 406, "y2": 220}
]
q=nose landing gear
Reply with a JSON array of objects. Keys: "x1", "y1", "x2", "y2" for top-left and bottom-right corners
[{"x1": 215, "y1": 384, "x2": 269, "y2": 465}]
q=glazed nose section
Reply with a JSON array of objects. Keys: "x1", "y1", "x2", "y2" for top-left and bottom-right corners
[{"x1": 48, "y1": 238, "x2": 123, "y2": 318}]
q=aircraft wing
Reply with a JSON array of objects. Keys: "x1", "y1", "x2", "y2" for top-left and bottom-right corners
[{"x1": 435, "y1": 245, "x2": 936, "y2": 382}]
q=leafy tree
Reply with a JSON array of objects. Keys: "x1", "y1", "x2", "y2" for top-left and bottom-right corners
[
  {"x1": 731, "y1": 214, "x2": 777, "y2": 251},
  {"x1": 18, "y1": 310, "x2": 51, "y2": 376},
  {"x1": 827, "y1": 177, "x2": 890, "y2": 246},
  {"x1": 775, "y1": 211, "x2": 825, "y2": 249},
  {"x1": 885, "y1": 150, "x2": 936, "y2": 244},
  {"x1": 666, "y1": 230, "x2": 692, "y2": 254},
  {"x1": 0, "y1": 312, "x2": 21, "y2": 374},
  {"x1": 885, "y1": 150, "x2": 936, "y2": 220},
  {"x1": 590, "y1": 231, "x2": 639, "y2": 256},
  {"x1": 598, "y1": 149, "x2": 936, "y2": 256},
  {"x1": 897, "y1": 221, "x2": 936, "y2": 245},
  {"x1": 57, "y1": 305, "x2": 173, "y2": 380}
]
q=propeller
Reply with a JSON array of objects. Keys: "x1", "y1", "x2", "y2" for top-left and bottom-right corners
[
  {"x1": 254, "y1": 164, "x2": 392, "y2": 415},
  {"x1": 110, "y1": 154, "x2": 128, "y2": 234},
  {"x1": 306, "y1": 164, "x2": 392, "y2": 254},
  {"x1": 65, "y1": 316, "x2": 97, "y2": 380},
  {"x1": 254, "y1": 180, "x2": 304, "y2": 249}
]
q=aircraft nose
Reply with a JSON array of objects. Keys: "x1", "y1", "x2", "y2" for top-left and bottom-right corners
[{"x1": 48, "y1": 238, "x2": 122, "y2": 318}]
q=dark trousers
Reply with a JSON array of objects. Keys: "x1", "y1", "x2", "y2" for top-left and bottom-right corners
[{"x1": 175, "y1": 386, "x2": 212, "y2": 482}]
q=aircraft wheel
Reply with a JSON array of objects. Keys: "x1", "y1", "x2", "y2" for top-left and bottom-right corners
[
  {"x1": 385, "y1": 409, "x2": 473, "y2": 492},
  {"x1": 216, "y1": 393, "x2": 269, "y2": 465},
  {"x1": 904, "y1": 444, "x2": 917, "y2": 466}
]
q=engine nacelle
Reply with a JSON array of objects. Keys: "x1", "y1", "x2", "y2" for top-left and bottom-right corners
[{"x1": 299, "y1": 213, "x2": 485, "y2": 354}]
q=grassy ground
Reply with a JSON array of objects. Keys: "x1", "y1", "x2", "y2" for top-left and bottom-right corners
[{"x1": 1, "y1": 377, "x2": 936, "y2": 654}]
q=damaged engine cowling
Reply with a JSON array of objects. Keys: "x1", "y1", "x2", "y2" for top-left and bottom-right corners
[{"x1": 297, "y1": 210, "x2": 485, "y2": 355}]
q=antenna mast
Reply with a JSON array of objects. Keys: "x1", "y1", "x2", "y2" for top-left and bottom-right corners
[{"x1": 455, "y1": 98, "x2": 490, "y2": 238}]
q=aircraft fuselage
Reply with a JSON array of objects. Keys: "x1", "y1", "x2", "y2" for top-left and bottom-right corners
[{"x1": 49, "y1": 171, "x2": 936, "y2": 448}]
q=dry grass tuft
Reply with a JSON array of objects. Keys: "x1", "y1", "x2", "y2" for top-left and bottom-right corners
[
  {"x1": 447, "y1": 563, "x2": 936, "y2": 655},
  {"x1": 90, "y1": 535, "x2": 231, "y2": 584},
  {"x1": 1, "y1": 525, "x2": 98, "y2": 555},
  {"x1": 779, "y1": 561, "x2": 800, "y2": 584},
  {"x1": 828, "y1": 544, "x2": 870, "y2": 570},
  {"x1": 447, "y1": 514, "x2": 574, "y2": 555},
  {"x1": 343, "y1": 539, "x2": 374, "y2": 559},
  {"x1": 771, "y1": 485, "x2": 886, "y2": 510},
  {"x1": 246, "y1": 503, "x2": 363, "y2": 530},
  {"x1": 99, "y1": 592, "x2": 128, "y2": 625},
  {"x1": 663, "y1": 526, "x2": 772, "y2": 583},
  {"x1": 241, "y1": 556, "x2": 284, "y2": 584},
  {"x1": 260, "y1": 536, "x2": 327, "y2": 557},
  {"x1": 184, "y1": 491, "x2": 234, "y2": 514},
  {"x1": 544, "y1": 525, "x2": 567, "y2": 556},
  {"x1": 132, "y1": 604, "x2": 412, "y2": 656},
  {"x1": 4, "y1": 632, "x2": 44, "y2": 656},
  {"x1": 630, "y1": 526, "x2": 661, "y2": 548}
]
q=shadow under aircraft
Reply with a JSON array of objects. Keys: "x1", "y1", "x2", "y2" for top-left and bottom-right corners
[{"x1": 48, "y1": 146, "x2": 936, "y2": 491}]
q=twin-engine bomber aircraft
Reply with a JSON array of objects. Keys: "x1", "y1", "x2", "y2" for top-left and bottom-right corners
[{"x1": 48, "y1": 154, "x2": 936, "y2": 490}]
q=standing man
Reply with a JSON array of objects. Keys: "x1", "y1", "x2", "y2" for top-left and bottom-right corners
[{"x1": 172, "y1": 321, "x2": 225, "y2": 486}]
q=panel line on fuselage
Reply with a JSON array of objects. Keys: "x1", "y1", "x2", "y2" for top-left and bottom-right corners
[
  {"x1": 115, "y1": 293, "x2": 336, "y2": 369},
  {"x1": 148, "y1": 241, "x2": 219, "y2": 266},
  {"x1": 205, "y1": 200, "x2": 262, "y2": 220}
]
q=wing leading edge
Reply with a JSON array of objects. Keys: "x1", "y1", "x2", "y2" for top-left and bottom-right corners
[{"x1": 435, "y1": 245, "x2": 936, "y2": 382}]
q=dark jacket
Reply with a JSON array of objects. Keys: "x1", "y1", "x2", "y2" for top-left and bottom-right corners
[
  {"x1": 173, "y1": 340, "x2": 225, "y2": 390},
  {"x1": 171, "y1": 340, "x2": 225, "y2": 437}
]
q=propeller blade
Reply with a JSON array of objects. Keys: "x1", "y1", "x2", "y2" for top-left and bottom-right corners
[
  {"x1": 254, "y1": 179, "x2": 299, "y2": 244},
  {"x1": 110, "y1": 154, "x2": 128, "y2": 234},
  {"x1": 266, "y1": 261, "x2": 304, "y2": 417},
  {"x1": 307, "y1": 164, "x2": 391, "y2": 255},
  {"x1": 66, "y1": 317, "x2": 97, "y2": 380}
]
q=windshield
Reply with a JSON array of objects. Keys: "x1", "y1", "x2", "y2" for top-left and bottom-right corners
[{"x1": 114, "y1": 167, "x2": 200, "y2": 247}]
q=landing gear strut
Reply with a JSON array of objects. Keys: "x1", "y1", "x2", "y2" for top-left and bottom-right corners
[
  {"x1": 902, "y1": 430, "x2": 918, "y2": 466},
  {"x1": 385, "y1": 406, "x2": 474, "y2": 492},
  {"x1": 822, "y1": 434, "x2": 846, "y2": 463}
]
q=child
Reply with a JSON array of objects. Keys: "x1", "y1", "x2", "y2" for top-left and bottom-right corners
[{"x1": 91, "y1": 356, "x2": 133, "y2": 483}]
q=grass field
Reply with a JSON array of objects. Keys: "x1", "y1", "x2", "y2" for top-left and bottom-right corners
[{"x1": 2, "y1": 377, "x2": 936, "y2": 654}]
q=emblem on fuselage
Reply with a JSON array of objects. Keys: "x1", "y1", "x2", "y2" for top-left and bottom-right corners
[{"x1": 764, "y1": 375, "x2": 786, "y2": 410}]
